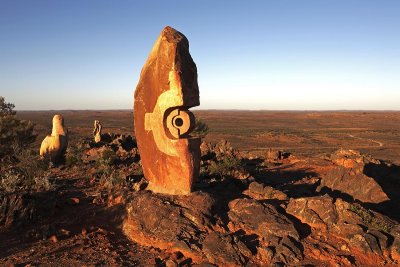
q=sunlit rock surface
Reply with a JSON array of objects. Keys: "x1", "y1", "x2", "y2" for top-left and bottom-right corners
[{"x1": 133, "y1": 26, "x2": 200, "y2": 195}]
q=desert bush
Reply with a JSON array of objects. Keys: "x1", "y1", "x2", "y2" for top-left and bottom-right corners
[
  {"x1": 199, "y1": 165, "x2": 209, "y2": 178},
  {"x1": 209, "y1": 156, "x2": 243, "y2": 178},
  {"x1": 65, "y1": 154, "x2": 79, "y2": 167},
  {"x1": 0, "y1": 169, "x2": 23, "y2": 192},
  {"x1": 100, "y1": 169, "x2": 126, "y2": 189},
  {"x1": 65, "y1": 146, "x2": 83, "y2": 167},
  {"x1": 0, "y1": 146, "x2": 53, "y2": 193},
  {"x1": 349, "y1": 204, "x2": 393, "y2": 233},
  {"x1": 98, "y1": 148, "x2": 117, "y2": 166},
  {"x1": 192, "y1": 117, "x2": 209, "y2": 138},
  {"x1": 0, "y1": 97, "x2": 36, "y2": 161},
  {"x1": 0, "y1": 96, "x2": 16, "y2": 116},
  {"x1": 33, "y1": 175, "x2": 54, "y2": 192}
]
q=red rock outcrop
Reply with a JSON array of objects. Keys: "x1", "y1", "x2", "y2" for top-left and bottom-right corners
[
  {"x1": 319, "y1": 149, "x2": 390, "y2": 203},
  {"x1": 286, "y1": 195, "x2": 400, "y2": 261}
]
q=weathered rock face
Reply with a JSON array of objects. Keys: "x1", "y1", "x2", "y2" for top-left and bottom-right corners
[
  {"x1": 318, "y1": 149, "x2": 391, "y2": 204},
  {"x1": 134, "y1": 26, "x2": 201, "y2": 195},
  {"x1": 39, "y1": 114, "x2": 68, "y2": 163},
  {"x1": 122, "y1": 190, "x2": 300, "y2": 266},
  {"x1": 123, "y1": 191, "x2": 214, "y2": 263},
  {"x1": 244, "y1": 181, "x2": 288, "y2": 200},
  {"x1": 286, "y1": 195, "x2": 400, "y2": 258},
  {"x1": 228, "y1": 198, "x2": 303, "y2": 264},
  {"x1": 286, "y1": 195, "x2": 338, "y2": 231}
]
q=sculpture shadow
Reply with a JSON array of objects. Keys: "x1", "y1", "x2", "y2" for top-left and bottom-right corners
[
  {"x1": 196, "y1": 176, "x2": 246, "y2": 228},
  {"x1": 312, "y1": 161, "x2": 400, "y2": 222},
  {"x1": 253, "y1": 164, "x2": 319, "y2": 198},
  {"x1": 362, "y1": 162, "x2": 400, "y2": 222}
]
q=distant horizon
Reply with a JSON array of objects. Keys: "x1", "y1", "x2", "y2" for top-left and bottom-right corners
[
  {"x1": 1, "y1": 1, "x2": 400, "y2": 110},
  {"x1": 15, "y1": 109, "x2": 400, "y2": 112}
]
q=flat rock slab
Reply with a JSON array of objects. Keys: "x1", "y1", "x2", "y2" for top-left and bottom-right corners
[
  {"x1": 228, "y1": 198, "x2": 303, "y2": 264},
  {"x1": 286, "y1": 195, "x2": 400, "y2": 257},
  {"x1": 123, "y1": 191, "x2": 295, "y2": 265},
  {"x1": 123, "y1": 191, "x2": 214, "y2": 262},
  {"x1": 228, "y1": 198, "x2": 299, "y2": 242},
  {"x1": 319, "y1": 149, "x2": 399, "y2": 204}
]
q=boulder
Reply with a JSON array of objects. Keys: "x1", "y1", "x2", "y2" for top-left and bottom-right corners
[
  {"x1": 228, "y1": 198, "x2": 302, "y2": 264},
  {"x1": 286, "y1": 195, "x2": 399, "y2": 257},
  {"x1": 202, "y1": 232, "x2": 250, "y2": 267},
  {"x1": 319, "y1": 149, "x2": 390, "y2": 204},
  {"x1": 228, "y1": 198, "x2": 299, "y2": 242},
  {"x1": 123, "y1": 191, "x2": 214, "y2": 262},
  {"x1": 286, "y1": 195, "x2": 337, "y2": 231},
  {"x1": 244, "y1": 181, "x2": 288, "y2": 200}
]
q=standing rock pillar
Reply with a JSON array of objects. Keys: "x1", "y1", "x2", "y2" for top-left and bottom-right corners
[
  {"x1": 134, "y1": 26, "x2": 201, "y2": 195},
  {"x1": 93, "y1": 120, "x2": 102, "y2": 143},
  {"x1": 39, "y1": 114, "x2": 68, "y2": 163}
]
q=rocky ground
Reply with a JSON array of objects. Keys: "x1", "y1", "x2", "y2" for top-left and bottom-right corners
[{"x1": 1, "y1": 134, "x2": 400, "y2": 266}]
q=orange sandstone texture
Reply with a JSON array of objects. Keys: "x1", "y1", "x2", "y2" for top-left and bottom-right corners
[
  {"x1": 133, "y1": 26, "x2": 200, "y2": 195},
  {"x1": 93, "y1": 120, "x2": 102, "y2": 143},
  {"x1": 39, "y1": 114, "x2": 68, "y2": 162}
]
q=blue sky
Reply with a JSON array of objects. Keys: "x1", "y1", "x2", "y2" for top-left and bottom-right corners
[{"x1": 0, "y1": 0, "x2": 399, "y2": 110}]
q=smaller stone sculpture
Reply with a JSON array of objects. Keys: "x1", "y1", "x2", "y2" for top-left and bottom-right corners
[
  {"x1": 40, "y1": 114, "x2": 68, "y2": 162},
  {"x1": 93, "y1": 120, "x2": 102, "y2": 143}
]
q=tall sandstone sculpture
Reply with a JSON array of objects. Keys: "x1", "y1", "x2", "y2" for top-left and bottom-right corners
[
  {"x1": 93, "y1": 120, "x2": 102, "y2": 143},
  {"x1": 134, "y1": 26, "x2": 201, "y2": 195},
  {"x1": 39, "y1": 114, "x2": 68, "y2": 162}
]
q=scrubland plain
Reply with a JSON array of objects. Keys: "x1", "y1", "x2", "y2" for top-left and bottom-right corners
[{"x1": 19, "y1": 110, "x2": 400, "y2": 164}]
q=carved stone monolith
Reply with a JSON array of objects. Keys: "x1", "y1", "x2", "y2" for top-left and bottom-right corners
[
  {"x1": 93, "y1": 120, "x2": 102, "y2": 143},
  {"x1": 134, "y1": 26, "x2": 201, "y2": 195},
  {"x1": 39, "y1": 114, "x2": 68, "y2": 162}
]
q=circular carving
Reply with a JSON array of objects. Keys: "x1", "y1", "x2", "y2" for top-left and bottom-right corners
[{"x1": 165, "y1": 108, "x2": 195, "y2": 138}]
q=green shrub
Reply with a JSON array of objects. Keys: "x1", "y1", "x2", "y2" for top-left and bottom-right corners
[
  {"x1": 99, "y1": 148, "x2": 117, "y2": 166},
  {"x1": 0, "y1": 146, "x2": 53, "y2": 193},
  {"x1": 349, "y1": 204, "x2": 393, "y2": 233},
  {"x1": 0, "y1": 170, "x2": 23, "y2": 192},
  {"x1": 209, "y1": 156, "x2": 243, "y2": 178},
  {"x1": 0, "y1": 97, "x2": 36, "y2": 161},
  {"x1": 65, "y1": 146, "x2": 83, "y2": 167},
  {"x1": 0, "y1": 96, "x2": 16, "y2": 116},
  {"x1": 192, "y1": 117, "x2": 209, "y2": 138},
  {"x1": 65, "y1": 155, "x2": 79, "y2": 167},
  {"x1": 100, "y1": 169, "x2": 126, "y2": 189}
]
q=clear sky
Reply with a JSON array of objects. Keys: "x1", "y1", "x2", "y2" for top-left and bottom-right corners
[{"x1": 1, "y1": 0, "x2": 399, "y2": 110}]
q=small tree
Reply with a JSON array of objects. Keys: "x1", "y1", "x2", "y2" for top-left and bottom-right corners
[
  {"x1": 192, "y1": 117, "x2": 209, "y2": 138},
  {"x1": 0, "y1": 97, "x2": 36, "y2": 160},
  {"x1": 0, "y1": 96, "x2": 16, "y2": 116}
]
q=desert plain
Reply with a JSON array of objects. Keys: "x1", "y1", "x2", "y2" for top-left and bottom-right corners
[{"x1": 18, "y1": 110, "x2": 400, "y2": 164}]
